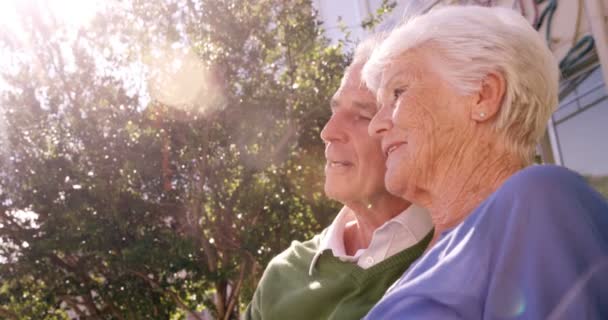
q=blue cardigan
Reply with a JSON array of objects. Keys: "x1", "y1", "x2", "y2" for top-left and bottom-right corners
[{"x1": 365, "y1": 165, "x2": 608, "y2": 319}]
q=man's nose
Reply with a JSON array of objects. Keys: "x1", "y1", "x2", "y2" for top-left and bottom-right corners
[{"x1": 320, "y1": 115, "x2": 348, "y2": 143}]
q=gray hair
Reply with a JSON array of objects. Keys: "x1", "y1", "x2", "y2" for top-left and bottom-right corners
[
  {"x1": 362, "y1": 5, "x2": 560, "y2": 164},
  {"x1": 351, "y1": 32, "x2": 388, "y2": 66}
]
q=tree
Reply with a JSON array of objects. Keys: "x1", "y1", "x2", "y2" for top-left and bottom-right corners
[
  {"x1": 587, "y1": 176, "x2": 608, "y2": 199},
  {"x1": 0, "y1": 0, "x2": 357, "y2": 318}
]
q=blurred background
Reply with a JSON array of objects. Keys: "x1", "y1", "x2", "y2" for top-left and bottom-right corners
[{"x1": 0, "y1": 0, "x2": 606, "y2": 319}]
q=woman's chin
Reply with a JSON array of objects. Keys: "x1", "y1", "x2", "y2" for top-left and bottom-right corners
[{"x1": 385, "y1": 174, "x2": 408, "y2": 199}]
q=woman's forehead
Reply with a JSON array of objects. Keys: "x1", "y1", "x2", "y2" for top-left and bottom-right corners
[{"x1": 380, "y1": 55, "x2": 425, "y2": 88}]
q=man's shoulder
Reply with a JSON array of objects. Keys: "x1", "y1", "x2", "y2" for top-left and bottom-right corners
[
  {"x1": 246, "y1": 231, "x2": 330, "y2": 320},
  {"x1": 264, "y1": 230, "x2": 326, "y2": 273}
]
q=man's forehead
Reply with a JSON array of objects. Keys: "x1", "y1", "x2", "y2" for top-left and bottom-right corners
[
  {"x1": 339, "y1": 67, "x2": 362, "y2": 87},
  {"x1": 330, "y1": 95, "x2": 377, "y2": 113},
  {"x1": 330, "y1": 62, "x2": 378, "y2": 110}
]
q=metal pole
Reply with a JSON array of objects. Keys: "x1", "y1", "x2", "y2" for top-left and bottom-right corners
[
  {"x1": 545, "y1": 116, "x2": 563, "y2": 165},
  {"x1": 583, "y1": 0, "x2": 608, "y2": 86}
]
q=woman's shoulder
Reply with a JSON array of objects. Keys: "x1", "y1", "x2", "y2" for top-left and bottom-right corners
[
  {"x1": 482, "y1": 165, "x2": 608, "y2": 229},
  {"x1": 495, "y1": 165, "x2": 593, "y2": 203},
  {"x1": 505, "y1": 164, "x2": 583, "y2": 190}
]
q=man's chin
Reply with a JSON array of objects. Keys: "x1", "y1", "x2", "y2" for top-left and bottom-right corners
[{"x1": 324, "y1": 184, "x2": 350, "y2": 203}]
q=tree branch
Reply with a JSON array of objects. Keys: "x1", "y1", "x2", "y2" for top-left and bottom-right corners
[
  {"x1": 0, "y1": 307, "x2": 20, "y2": 320},
  {"x1": 223, "y1": 257, "x2": 250, "y2": 320},
  {"x1": 127, "y1": 270, "x2": 203, "y2": 320}
]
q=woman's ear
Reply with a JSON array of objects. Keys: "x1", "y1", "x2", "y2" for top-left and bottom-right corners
[{"x1": 471, "y1": 71, "x2": 506, "y2": 122}]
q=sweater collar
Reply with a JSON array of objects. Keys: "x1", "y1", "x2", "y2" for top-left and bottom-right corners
[{"x1": 308, "y1": 205, "x2": 432, "y2": 276}]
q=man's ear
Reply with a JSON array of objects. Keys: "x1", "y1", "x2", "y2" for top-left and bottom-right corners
[{"x1": 471, "y1": 71, "x2": 506, "y2": 122}]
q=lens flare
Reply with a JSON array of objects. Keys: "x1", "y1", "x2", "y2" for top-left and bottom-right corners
[
  {"x1": 491, "y1": 281, "x2": 526, "y2": 318},
  {"x1": 308, "y1": 281, "x2": 322, "y2": 290},
  {"x1": 146, "y1": 46, "x2": 225, "y2": 115}
]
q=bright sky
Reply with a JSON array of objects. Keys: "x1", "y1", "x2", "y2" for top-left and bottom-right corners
[
  {"x1": 0, "y1": 1, "x2": 97, "y2": 264},
  {"x1": 0, "y1": 209, "x2": 39, "y2": 263},
  {"x1": 0, "y1": 0, "x2": 103, "y2": 156},
  {"x1": 0, "y1": 0, "x2": 218, "y2": 116},
  {"x1": 0, "y1": 0, "x2": 102, "y2": 34},
  {"x1": 0, "y1": 0, "x2": 103, "y2": 91}
]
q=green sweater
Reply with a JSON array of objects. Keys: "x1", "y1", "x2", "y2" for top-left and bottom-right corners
[{"x1": 244, "y1": 229, "x2": 432, "y2": 320}]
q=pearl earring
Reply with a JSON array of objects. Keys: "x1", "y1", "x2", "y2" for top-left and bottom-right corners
[{"x1": 479, "y1": 112, "x2": 486, "y2": 118}]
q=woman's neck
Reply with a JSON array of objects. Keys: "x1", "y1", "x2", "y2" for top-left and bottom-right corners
[{"x1": 423, "y1": 139, "x2": 525, "y2": 244}]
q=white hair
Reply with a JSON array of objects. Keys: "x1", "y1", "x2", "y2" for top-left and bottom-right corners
[
  {"x1": 362, "y1": 5, "x2": 560, "y2": 164},
  {"x1": 352, "y1": 32, "x2": 388, "y2": 66}
]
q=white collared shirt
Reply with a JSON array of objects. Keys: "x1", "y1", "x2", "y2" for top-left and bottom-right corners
[{"x1": 308, "y1": 205, "x2": 433, "y2": 275}]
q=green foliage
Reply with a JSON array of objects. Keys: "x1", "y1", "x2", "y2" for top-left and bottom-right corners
[
  {"x1": 361, "y1": 0, "x2": 397, "y2": 30},
  {"x1": 0, "y1": 0, "x2": 363, "y2": 318},
  {"x1": 587, "y1": 176, "x2": 608, "y2": 199}
]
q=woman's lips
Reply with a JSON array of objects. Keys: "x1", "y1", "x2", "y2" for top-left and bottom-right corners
[{"x1": 383, "y1": 142, "x2": 406, "y2": 158}]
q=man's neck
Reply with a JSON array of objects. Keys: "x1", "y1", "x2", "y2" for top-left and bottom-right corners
[{"x1": 342, "y1": 195, "x2": 410, "y2": 256}]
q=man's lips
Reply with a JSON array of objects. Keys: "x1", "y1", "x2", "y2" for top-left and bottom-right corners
[
  {"x1": 383, "y1": 142, "x2": 406, "y2": 158},
  {"x1": 325, "y1": 148, "x2": 353, "y2": 168},
  {"x1": 326, "y1": 160, "x2": 353, "y2": 168}
]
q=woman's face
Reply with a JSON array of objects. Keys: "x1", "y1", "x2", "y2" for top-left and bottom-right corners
[{"x1": 368, "y1": 50, "x2": 475, "y2": 201}]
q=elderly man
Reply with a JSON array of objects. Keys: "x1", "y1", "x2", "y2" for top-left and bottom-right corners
[{"x1": 243, "y1": 38, "x2": 433, "y2": 320}]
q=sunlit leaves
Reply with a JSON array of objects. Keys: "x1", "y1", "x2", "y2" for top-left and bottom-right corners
[{"x1": 0, "y1": 0, "x2": 359, "y2": 318}]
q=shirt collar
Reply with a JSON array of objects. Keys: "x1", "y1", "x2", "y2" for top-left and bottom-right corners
[
  {"x1": 308, "y1": 204, "x2": 432, "y2": 276},
  {"x1": 308, "y1": 206, "x2": 352, "y2": 276}
]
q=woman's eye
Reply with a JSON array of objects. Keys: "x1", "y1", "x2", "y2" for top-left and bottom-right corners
[{"x1": 393, "y1": 88, "x2": 405, "y2": 100}]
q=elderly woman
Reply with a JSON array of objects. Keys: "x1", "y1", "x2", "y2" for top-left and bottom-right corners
[{"x1": 363, "y1": 5, "x2": 608, "y2": 319}]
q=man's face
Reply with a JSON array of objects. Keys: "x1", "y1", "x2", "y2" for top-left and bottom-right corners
[{"x1": 320, "y1": 63, "x2": 388, "y2": 204}]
